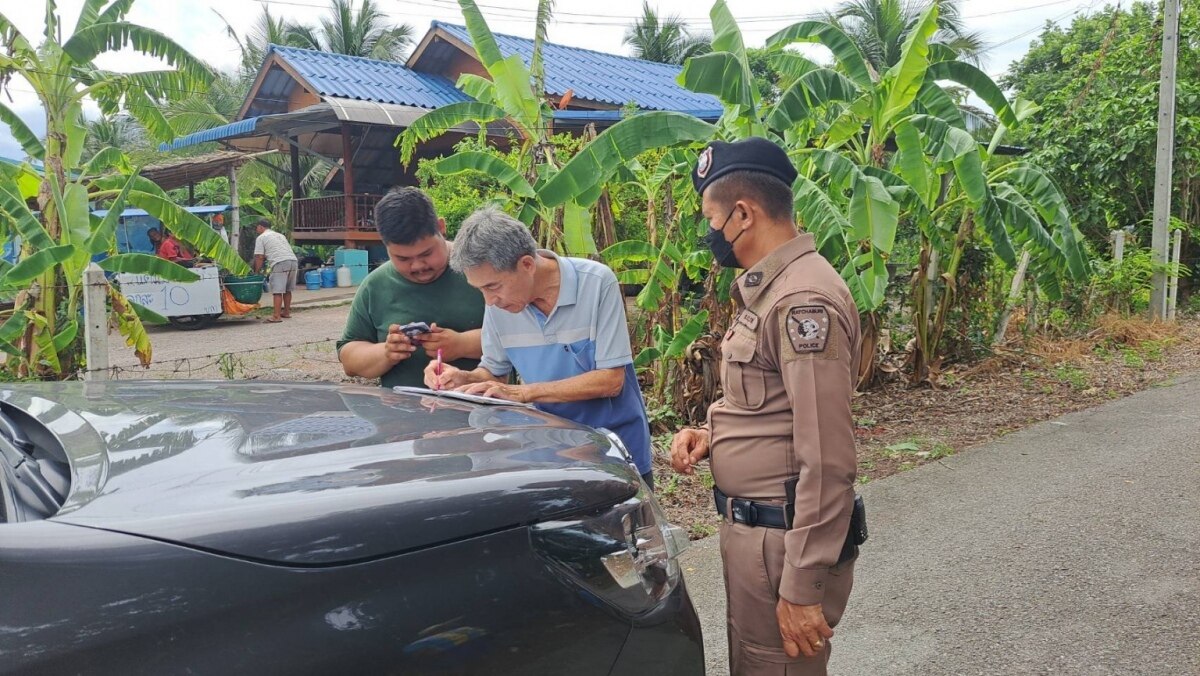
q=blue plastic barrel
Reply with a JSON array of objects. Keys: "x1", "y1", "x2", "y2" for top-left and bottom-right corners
[
  {"x1": 304, "y1": 270, "x2": 321, "y2": 290},
  {"x1": 319, "y1": 267, "x2": 337, "y2": 288}
]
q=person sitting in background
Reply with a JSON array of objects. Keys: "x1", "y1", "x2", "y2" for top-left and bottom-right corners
[
  {"x1": 338, "y1": 187, "x2": 485, "y2": 389},
  {"x1": 148, "y1": 228, "x2": 194, "y2": 266},
  {"x1": 423, "y1": 206, "x2": 654, "y2": 488}
]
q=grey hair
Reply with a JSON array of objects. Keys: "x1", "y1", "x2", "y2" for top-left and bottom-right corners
[{"x1": 450, "y1": 206, "x2": 537, "y2": 273}]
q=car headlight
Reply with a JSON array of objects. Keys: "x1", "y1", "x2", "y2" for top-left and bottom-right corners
[{"x1": 530, "y1": 483, "x2": 690, "y2": 617}]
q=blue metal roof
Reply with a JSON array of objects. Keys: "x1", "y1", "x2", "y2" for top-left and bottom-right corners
[
  {"x1": 432, "y1": 22, "x2": 721, "y2": 112},
  {"x1": 269, "y1": 45, "x2": 471, "y2": 109},
  {"x1": 159, "y1": 118, "x2": 260, "y2": 152},
  {"x1": 93, "y1": 205, "x2": 230, "y2": 218}
]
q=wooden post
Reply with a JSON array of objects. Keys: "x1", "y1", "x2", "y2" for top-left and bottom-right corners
[
  {"x1": 1113, "y1": 230, "x2": 1126, "y2": 263},
  {"x1": 341, "y1": 124, "x2": 357, "y2": 250},
  {"x1": 290, "y1": 139, "x2": 302, "y2": 200},
  {"x1": 1168, "y1": 228, "x2": 1182, "y2": 320},
  {"x1": 228, "y1": 165, "x2": 241, "y2": 256},
  {"x1": 1150, "y1": 0, "x2": 1180, "y2": 320},
  {"x1": 187, "y1": 182, "x2": 195, "y2": 206},
  {"x1": 993, "y1": 249, "x2": 1032, "y2": 347},
  {"x1": 83, "y1": 263, "x2": 109, "y2": 381}
]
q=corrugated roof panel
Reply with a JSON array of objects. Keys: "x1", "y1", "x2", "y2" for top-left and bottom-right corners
[
  {"x1": 158, "y1": 118, "x2": 260, "y2": 152},
  {"x1": 270, "y1": 46, "x2": 471, "y2": 109},
  {"x1": 432, "y1": 22, "x2": 720, "y2": 112}
]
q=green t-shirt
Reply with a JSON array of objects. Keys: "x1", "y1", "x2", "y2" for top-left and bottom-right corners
[{"x1": 337, "y1": 263, "x2": 486, "y2": 389}]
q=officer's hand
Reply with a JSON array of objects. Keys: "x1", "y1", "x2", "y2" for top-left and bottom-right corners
[
  {"x1": 420, "y1": 323, "x2": 461, "y2": 361},
  {"x1": 776, "y1": 599, "x2": 834, "y2": 658},
  {"x1": 384, "y1": 325, "x2": 418, "y2": 364},
  {"x1": 669, "y1": 428, "x2": 710, "y2": 475}
]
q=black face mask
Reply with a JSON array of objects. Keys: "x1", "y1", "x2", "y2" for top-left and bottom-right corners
[{"x1": 703, "y1": 207, "x2": 745, "y2": 269}]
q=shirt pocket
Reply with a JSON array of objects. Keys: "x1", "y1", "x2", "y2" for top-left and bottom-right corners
[
  {"x1": 565, "y1": 340, "x2": 596, "y2": 373},
  {"x1": 721, "y1": 329, "x2": 766, "y2": 410}
]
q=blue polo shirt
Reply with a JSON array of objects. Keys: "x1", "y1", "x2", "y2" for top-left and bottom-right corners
[{"x1": 480, "y1": 251, "x2": 652, "y2": 475}]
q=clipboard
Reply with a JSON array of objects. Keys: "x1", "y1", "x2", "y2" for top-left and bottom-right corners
[{"x1": 391, "y1": 386, "x2": 534, "y2": 408}]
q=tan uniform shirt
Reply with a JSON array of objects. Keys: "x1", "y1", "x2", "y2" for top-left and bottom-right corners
[{"x1": 708, "y1": 233, "x2": 861, "y2": 606}]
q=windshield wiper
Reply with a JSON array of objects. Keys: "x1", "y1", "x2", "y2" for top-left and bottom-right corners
[{"x1": 0, "y1": 409, "x2": 62, "y2": 515}]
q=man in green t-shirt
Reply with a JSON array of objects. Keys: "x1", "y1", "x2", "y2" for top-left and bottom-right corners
[{"x1": 337, "y1": 188, "x2": 486, "y2": 388}]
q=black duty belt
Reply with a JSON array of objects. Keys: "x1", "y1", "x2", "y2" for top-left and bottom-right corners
[
  {"x1": 713, "y1": 486, "x2": 792, "y2": 529},
  {"x1": 714, "y1": 486, "x2": 866, "y2": 564}
]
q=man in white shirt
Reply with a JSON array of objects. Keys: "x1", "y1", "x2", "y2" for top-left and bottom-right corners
[{"x1": 251, "y1": 220, "x2": 299, "y2": 323}]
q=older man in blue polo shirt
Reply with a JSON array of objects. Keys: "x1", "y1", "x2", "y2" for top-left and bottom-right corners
[{"x1": 423, "y1": 206, "x2": 654, "y2": 487}]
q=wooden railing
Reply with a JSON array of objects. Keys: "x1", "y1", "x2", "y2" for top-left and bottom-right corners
[{"x1": 292, "y1": 194, "x2": 382, "y2": 232}]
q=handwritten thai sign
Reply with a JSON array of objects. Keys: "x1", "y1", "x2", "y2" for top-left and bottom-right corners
[{"x1": 116, "y1": 266, "x2": 222, "y2": 317}]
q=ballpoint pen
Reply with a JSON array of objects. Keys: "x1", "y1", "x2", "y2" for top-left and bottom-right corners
[{"x1": 435, "y1": 348, "x2": 443, "y2": 392}]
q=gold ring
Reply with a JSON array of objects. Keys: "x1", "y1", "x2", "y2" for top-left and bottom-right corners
[{"x1": 814, "y1": 640, "x2": 823, "y2": 648}]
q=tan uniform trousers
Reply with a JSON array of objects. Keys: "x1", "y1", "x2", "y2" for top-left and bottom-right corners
[{"x1": 720, "y1": 521, "x2": 855, "y2": 676}]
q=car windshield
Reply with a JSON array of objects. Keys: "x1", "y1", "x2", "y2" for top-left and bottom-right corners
[{"x1": 0, "y1": 403, "x2": 70, "y2": 523}]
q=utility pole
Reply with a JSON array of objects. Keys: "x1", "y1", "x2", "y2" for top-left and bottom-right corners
[{"x1": 1150, "y1": 0, "x2": 1180, "y2": 320}]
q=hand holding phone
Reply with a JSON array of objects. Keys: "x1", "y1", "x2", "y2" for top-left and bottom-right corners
[{"x1": 383, "y1": 324, "x2": 419, "y2": 364}]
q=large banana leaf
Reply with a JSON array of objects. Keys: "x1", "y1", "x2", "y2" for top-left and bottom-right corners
[
  {"x1": 562, "y1": 202, "x2": 597, "y2": 256},
  {"x1": 635, "y1": 241, "x2": 684, "y2": 311},
  {"x1": 797, "y1": 148, "x2": 866, "y2": 192},
  {"x1": 679, "y1": 52, "x2": 756, "y2": 112},
  {"x1": 666, "y1": 310, "x2": 710, "y2": 358},
  {"x1": 82, "y1": 146, "x2": 129, "y2": 177},
  {"x1": 0, "y1": 311, "x2": 28, "y2": 358},
  {"x1": 602, "y1": 240, "x2": 659, "y2": 266},
  {"x1": 75, "y1": 0, "x2": 110, "y2": 31},
  {"x1": 971, "y1": 191, "x2": 1019, "y2": 268},
  {"x1": 4, "y1": 245, "x2": 78, "y2": 284},
  {"x1": 538, "y1": 112, "x2": 714, "y2": 208},
  {"x1": 488, "y1": 54, "x2": 544, "y2": 138},
  {"x1": 891, "y1": 119, "x2": 931, "y2": 207},
  {"x1": 62, "y1": 22, "x2": 213, "y2": 83},
  {"x1": 86, "y1": 171, "x2": 136, "y2": 254},
  {"x1": 794, "y1": 176, "x2": 851, "y2": 263},
  {"x1": 62, "y1": 183, "x2": 92, "y2": 250},
  {"x1": 457, "y1": 0, "x2": 504, "y2": 68},
  {"x1": 765, "y1": 21, "x2": 873, "y2": 89},
  {"x1": 878, "y1": 5, "x2": 938, "y2": 129},
  {"x1": 767, "y1": 69, "x2": 861, "y2": 132},
  {"x1": 396, "y1": 102, "x2": 507, "y2": 164},
  {"x1": 0, "y1": 100, "x2": 45, "y2": 160},
  {"x1": 909, "y1": 114, "x2": 977, "y2": 163},
  {"x1": 122, "y1": 86, "x2": 175, "y2": 143},
  {"x1": 433, "y1": 152, "x2": 535, "y2": 198},
  {"x1": 709, "y1": 0, "x2": 760, "y2": 106},
  {"x1": 999, "y1": 163, "x2": 1088, "y2": 280},
  {"x1": 914, "y1": 81, "x2": 967, "y2": 130},
  {"x1": 770, "y1": 52, "x2": 821, "y2": 81},
  {"x1": 0, "y1": 181, "x2": 53, "y2": 250},
  {"x1": 99, "y1": 254, "x2": 200, "y2": 282},
  {"x1": 994, "y1": 183, "x2": 1062, "y2": 261},
  {"x1": 927, "y1": 61, "x2": 1018, "y2": 130},
  {"x1": 849, "y1": 175, "x2": 899, "y2": 254},
  {"x1": 456, "y1": 73, "x2": 497, "y2": 105}
]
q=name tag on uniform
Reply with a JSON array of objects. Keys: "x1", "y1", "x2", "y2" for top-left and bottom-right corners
[{"x1": 736, "y1": 310, "x2": 759, "y2": 331}]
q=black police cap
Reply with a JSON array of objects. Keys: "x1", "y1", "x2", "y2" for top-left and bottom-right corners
[{"x1": 691, "y1": 137, "x2": 798, "y2": 195}]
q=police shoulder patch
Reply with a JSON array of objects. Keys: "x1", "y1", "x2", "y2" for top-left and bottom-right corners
[{"x1": 785, "y1": 305, "x2": 830, "y2": 354}]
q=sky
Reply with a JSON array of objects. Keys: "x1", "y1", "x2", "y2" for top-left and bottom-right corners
[{"x1": 0, "y1": 0, "x2": 1109, "y2": 160}]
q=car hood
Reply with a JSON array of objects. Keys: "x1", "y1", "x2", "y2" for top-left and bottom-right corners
[{"x1": 0, "y1": 381, "x2": 638, "y2": 565}]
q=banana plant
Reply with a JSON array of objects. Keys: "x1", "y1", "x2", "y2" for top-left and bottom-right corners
[
  {"x1": 0, "y1": 0, "x2": 219, "y2": 378},
  {"x1": 0, "y1": 148, "x2": 247, "y2": 377},
  {"x1": 404, "y1": 0, "x2": 714, "y2": 256}
]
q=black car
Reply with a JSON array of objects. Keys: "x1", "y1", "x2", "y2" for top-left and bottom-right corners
[{"x1": 0, "y1": 381, "x2": 704, "y2": 675}]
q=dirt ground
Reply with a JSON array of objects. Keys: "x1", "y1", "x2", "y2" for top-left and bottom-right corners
[{"x1": 653, "y1": 315, "x2": 1200, "y2": 538}]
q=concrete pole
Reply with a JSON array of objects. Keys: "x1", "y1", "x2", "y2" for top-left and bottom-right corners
[
  {"x1": 1168, "y1": 228, "x2": 1182, "y2": 321},
  {"x1": 82, "y1": 263, "x2": 109, "y2": 381},
  {"x1": 1113, "y1": 230, "x2": 1125, "y2": 263},
  {"x1": 228, "y1": 165, "x2": 241, "y2": 257},
  {"x1": 1150, "y1": 0, "x2": 1180, "y2": 320}
]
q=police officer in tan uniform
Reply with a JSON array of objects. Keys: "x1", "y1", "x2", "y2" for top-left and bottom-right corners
[{"x1": 670, "y1": 138, "x2": 864, "y2": 675}]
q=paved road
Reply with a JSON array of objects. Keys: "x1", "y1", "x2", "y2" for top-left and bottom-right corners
[{"x1": 681, "y1": 374, "x2": 1200, "y2": 675}]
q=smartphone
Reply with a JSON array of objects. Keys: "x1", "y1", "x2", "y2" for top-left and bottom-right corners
[{"x1": 397, "y1": 321, "x2": 432, "y2": 340}]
